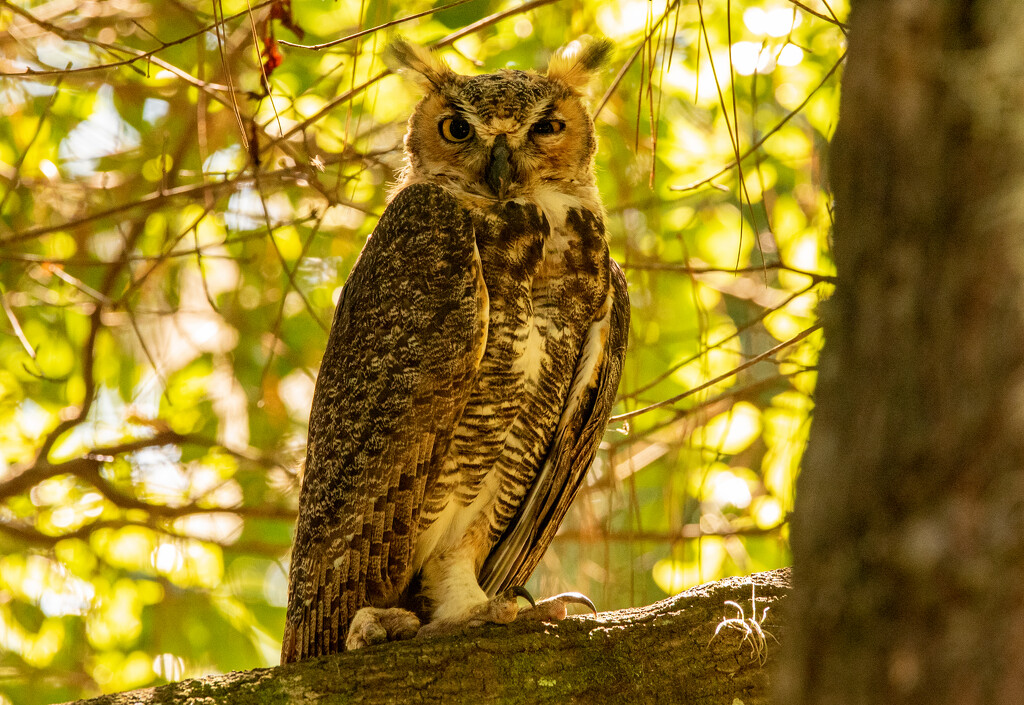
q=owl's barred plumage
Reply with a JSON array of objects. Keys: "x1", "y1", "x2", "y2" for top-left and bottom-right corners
[{"x1": 281, "y1": 38, "x2": 629, "y2": 663}]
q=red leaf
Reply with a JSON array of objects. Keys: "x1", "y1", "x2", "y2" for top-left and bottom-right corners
[{"x1": 263, "y1": 35, "x2": 283, "y2": 73}]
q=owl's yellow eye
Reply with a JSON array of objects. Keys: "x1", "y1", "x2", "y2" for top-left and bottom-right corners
[
  {"x1": 439, "y1": 117, "x2": 474, "y2": 143},
  {"x1": 531, "y1": 119, "x2": 566, "y2": 135}
]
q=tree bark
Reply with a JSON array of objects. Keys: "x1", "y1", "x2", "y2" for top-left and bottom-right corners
[
  {"x1": 782, "y1": 1, "x2": 1024, "y2": 703},
  {"x1": 66, "y1": 569, "x2": 789, "y2": 705}
]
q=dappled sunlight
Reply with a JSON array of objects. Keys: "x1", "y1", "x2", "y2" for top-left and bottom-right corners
[
  {"x1": 0, "y1": 606, "x2": 65, "y2": 668},
  {"x1": 596, "y1": 0, "x2": 654, "y2": 38},
  {"x1": 704, "y1": 465, "x2": 756, "y2": 510},
  {"x1": 0, "y1": 554, "x2": 94, "y2": 618},
  {"x1": 652, "y1": 537, "x2": 727, "y2": 595},
  {"x1": 693, "y1": 403, "x2": 763, "y2": 457},
  {"x1": 730, "y1": 42, "x2": 777, "y2": 76},
  {"x1": 743, "y1": 6, "x2": 803, "y2": 37},
  {"x1": 0, "y1": 0, "x2": 844, "y2": 699},
  {"x1": 58, "y1": 84, "x2": 141, "y2": 178}
]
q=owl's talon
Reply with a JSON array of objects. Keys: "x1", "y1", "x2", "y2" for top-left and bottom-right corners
[
  {"x1": 510, "y1": 585, "x2": 537, "y2": 609},
  {"x1": 363, "y1": 621, "x2": 388, "y2": 646},
  {"x1": 517, "y1": 591, "x2": 597, "y2": 621},
  {"x1": 346, "y1": 607, "x2": 421, "y2": 650},
  {"x1": 419, "y1": 587, "x2": 535, "y2": 639}
]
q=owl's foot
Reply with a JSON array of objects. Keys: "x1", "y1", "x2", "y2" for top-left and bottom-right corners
[
  {"x1": 346, "y1": 607, "x2": 421, "y2": 650},
  {"x1": 516, "y1": 591, "x2": 597, "y2": 622},
  {"x1": 417, "y1": 586, "x2": 535, "y2": 638}
]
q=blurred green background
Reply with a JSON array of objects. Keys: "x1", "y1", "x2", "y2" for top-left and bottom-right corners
[{"x1": 0, "y1": 0, "x2": 844, "y2": 701}]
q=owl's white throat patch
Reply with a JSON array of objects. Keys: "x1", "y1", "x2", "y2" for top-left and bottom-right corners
[{"x1": 524, "y1": 186, "x2": 581, "y2": 229}]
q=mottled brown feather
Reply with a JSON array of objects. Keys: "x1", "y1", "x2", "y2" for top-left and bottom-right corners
[
  {"x1": 479, "y1": 260, "x2": 629, "y2": 593},
  {"x1": 281, "y1": 184, "x2": 487, "y2": 663}
]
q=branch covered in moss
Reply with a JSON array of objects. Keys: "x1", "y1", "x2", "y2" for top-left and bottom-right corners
[{"x1": 68, "y1": 568, "x2": 790, "y2": 705}]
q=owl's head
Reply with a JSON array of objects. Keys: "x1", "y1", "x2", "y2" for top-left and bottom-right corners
[{"x1": 388, "y1": 38, "x2": 611, "y2": 211}]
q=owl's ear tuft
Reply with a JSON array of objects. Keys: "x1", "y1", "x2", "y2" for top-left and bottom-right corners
[
  {"x1": 387, "y1": 38, "x2": 456, "y2": 90},
  {"x1": 546, "y1": 38, "x2": 612, "y2": 93}
]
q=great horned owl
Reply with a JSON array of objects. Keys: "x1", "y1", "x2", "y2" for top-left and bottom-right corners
[{"x1": 280, "y1": 38, "x2": 629, "y2": 662}]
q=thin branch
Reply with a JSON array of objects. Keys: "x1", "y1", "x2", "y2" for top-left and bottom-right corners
[
  {"x1": 553, "y1": 520, "x2": 789, "y2": 544},
  {"x1": 0, "y1": 165, "x2": 324, "y2": 244},
  {"x1": 0, "y1": 425, "x2": 286, "y2": 500},
  {"x1": 608, "y1": 374, "x2": 796, "y2": 449},
  {"x1": 619, "y1": 283, "x2": 818, "y2": 403},
  {"x1": 433, "y1": 0, "x2": 561, "y2": 48},
  {"x1": 259, "y1": 212, "x2": 327, "y2": 389},
  {"x1": 610, "y1": 323, "x2": 822, "y2": 423},
  {"x1": 623, "y1": 260, "x2": 835, "y2": 284},
  {"x1": 671, "y1": 51, "x2": 846, "y2": 193},
  {"x1": 816, "y1": 0, "x2": 847, "y2": 34},
  {"x1": 0, "y1": 0, "x2": 275, "y2": 77},
  {"x1": 35, "y1": 306, "x2": 102, "y2": 462},
  {"x1": 1, "y1": 430, "x2": 184, "y2": 501},
  {"x1": 280, "y1": 0, "x2": 480, "y2": 50},
  {"x1": 257, "y1": 178, "x2": 329, "y2": 330},
  {"x1": 76, "y1": 459, "x2": 295, "y2": 520},
  {"x1": 0, "y1": 516, "x2": 291, "y2": 555},
  {"x1": 0, "y1": 284, "x2": 36, "y2": 359},
  {"x1": 48, "y1": 267, "x2": 112, "y2": 304},
  {"x1": 0, "y1": 74, "x2": 62, "y2": 213},
  {"x1": 787, "y1": 0, "x2": 848, "y2": 30}
]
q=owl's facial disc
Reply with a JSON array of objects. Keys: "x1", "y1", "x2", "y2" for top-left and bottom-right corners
[{"x1": 399, "y1": 67, "x2": 600, "y2": 209}]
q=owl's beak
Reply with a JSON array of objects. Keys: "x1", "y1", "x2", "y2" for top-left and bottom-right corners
[{"x1": 486, "y1": 133, "x2": 514, "y2": 200}]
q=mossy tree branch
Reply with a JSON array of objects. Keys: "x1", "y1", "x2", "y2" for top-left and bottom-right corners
[{"x1": 67, "y1": 569, "x2": 790, "y2": 705}]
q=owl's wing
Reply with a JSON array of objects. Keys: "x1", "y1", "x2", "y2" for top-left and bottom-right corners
[
  {"x1": 478, "y1": 260, "x2": 630, "y2": 595},
  {"x1": 281, "y1": 183, "x2": 487, "y2": 663}
]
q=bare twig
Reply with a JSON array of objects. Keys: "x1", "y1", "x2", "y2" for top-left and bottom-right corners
[
  {"x1": 0, "y1": 164, "x2": 327, "y2": 244},
  {"x1": 787, "y1": 0, "x2": 848, "y2": 30},
  {"x1": 672, "y1": 51, "x2": 846, "y2": 193},
  {"x1": 553, "y1": 520, "x2": 788, "y2": 544},
  {"x1": 0, "y1": 0, "x2": 276, "y2": 77},
  {"x1": 0, "y1": 284, "x2": 36, "y2": 360},
  {"x1": 279, "y1": 0, "x2": 481, "y2": 51},
  {"x1": 611, "y1": 323, "x2": 822, "y2": 422}
]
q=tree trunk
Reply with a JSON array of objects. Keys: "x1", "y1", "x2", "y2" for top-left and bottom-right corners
[
  {"x1": 781, "y1": 1, "x2": 1024, "y2": 703},
  {"x1": 66, "y1": 570, "x2": 789, "y2": 705}
]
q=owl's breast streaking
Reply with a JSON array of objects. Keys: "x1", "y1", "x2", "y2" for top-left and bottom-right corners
[{"x1": 412, "y1": 194, "x2": 610, "y2": 585}]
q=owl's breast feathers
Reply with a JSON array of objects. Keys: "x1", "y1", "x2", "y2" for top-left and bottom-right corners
[
  {"x1": 420, "y1": 195, "x2": 610, "y2": 539},
  {"x1": 282, "y1": 183, "x2": 628, "y2": 662}
]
